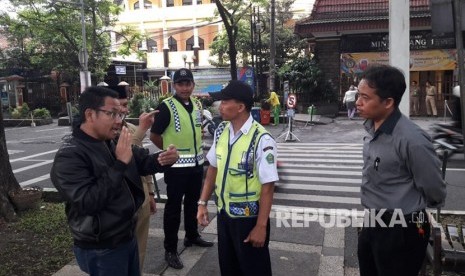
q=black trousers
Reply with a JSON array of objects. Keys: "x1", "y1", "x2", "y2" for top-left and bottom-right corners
[
  {"x1": 163, "y1": 167, "x2": 202, "y2": 253},
  {"x1": 357, "y1": 210, "x2": 430, "y2": 276},
  {"x1": 217, "y1": 210, "x2": 272, "y2": 276}
]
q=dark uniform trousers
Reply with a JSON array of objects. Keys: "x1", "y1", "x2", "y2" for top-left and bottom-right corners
[
  {"x1": 357, "y1": 210, "x2": 430, "y2": 276},
  {"x1": 217, "y1": 209, "x2": 272, "y2": 276},
  {"x1": 163, "y1": 166, "x2": 203, "y2": 253}
]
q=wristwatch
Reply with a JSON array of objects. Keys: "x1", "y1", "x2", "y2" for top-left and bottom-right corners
[{"x1": 197, "y1": 200, "x2": 207, "y2": 206}]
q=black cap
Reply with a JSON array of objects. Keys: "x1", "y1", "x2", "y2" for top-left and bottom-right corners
[
  {"x1": 209, "y1": 80, "x2": 254, "y2": 108},
  {"x1": 173, "y1": 68, "x2": 194, "y2": 83},
  {"x1": 107, "y1": 86, "x2": 127, "y2": 99}
]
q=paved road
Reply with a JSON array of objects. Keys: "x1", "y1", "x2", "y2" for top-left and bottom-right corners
[
  {"x1": 7, "y1": 116, "x2": 465, "y2": 276},
  {"x1": 6, "y1": 116, "x2": 465, "y2": 212}
]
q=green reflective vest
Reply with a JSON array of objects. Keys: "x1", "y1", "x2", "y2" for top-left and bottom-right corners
[
  {"x1": 163, "y1": 96, "x2": 204, "y2": 168},
  {"x1": 214, "y1": 121, "x2": 269, "y2": 217}
]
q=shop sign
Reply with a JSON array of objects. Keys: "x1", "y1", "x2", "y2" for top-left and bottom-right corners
[
  {"x1": 341, "y1": 31, "x2": 456, "y2": 52},
  {"x1": 340, "y1": 49, "x2": 457, "y2": 74}
]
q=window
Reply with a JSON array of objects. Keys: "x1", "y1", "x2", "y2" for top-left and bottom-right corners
[
  {"x1": 166, "y1": 0, "x2": 174, "y2": 7},
  {"x1": 182, "y1": 0, "x2": 192, "y2": 5},
  {"x1": 133, "y1": 1, "x2": 152, "y2": 9},
  {"x1": 147, "y1": 38, "x2": 157, "y2": 52},
  {"x1": 168, "y1": 36, "x2": 177, "y2": 51},
  {"x1": 186, "y1": 36, "x2": 204, "y2": 51}
]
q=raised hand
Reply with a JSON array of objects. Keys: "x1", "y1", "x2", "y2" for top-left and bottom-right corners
[
  {"x1": 115, "y1": 126, "x2": 133, "y2": 164},
  {"x1": 139, "y1": 110, "x2": 158, "y2": 132}
]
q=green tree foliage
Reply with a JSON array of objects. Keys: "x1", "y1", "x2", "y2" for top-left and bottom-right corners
[
  {"x1": 209, "y1": 21, "x2": 251, "y2": 68},
  {"x1": 278, "y1": 56, "x2": 337, "y2": 103},
  {"x1": 211, "y1": 0, "x2": 306, "y2": 82},
  {"x1": 0, "y1": 0, "x2": 143, "y2": 83},
  {"x1": 213, "y1": 0, "x2": 266, "y2": 79},
  {"x1": 128, "y1": 92, "x2": 158, "y2": 118},
  {"x1": 257, "y1": 0, "x2": 307, "y2": 76}
]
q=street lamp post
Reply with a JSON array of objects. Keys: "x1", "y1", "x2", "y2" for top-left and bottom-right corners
[
  {"x1": 182, "y1": 54, "x2": 194, "y2": 69},
  {"x1": 78, "y1": 0, "x2": 90, "y2": 92}
]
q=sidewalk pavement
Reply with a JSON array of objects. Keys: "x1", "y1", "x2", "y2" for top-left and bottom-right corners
[
  {"x1": 52, "y1": 114, "x2": 452, "y2": 276},
  {"x1": 54, "y1": 202, "x2": 357, "y2": 276}
]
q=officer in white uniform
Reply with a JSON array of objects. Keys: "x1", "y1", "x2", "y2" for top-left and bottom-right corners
[{"x1": 197, "y1": 80, "x2": 278, "y2": 276}]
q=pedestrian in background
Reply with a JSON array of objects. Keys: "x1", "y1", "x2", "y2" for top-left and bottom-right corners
[
  {"x1": 343, "y1": 85, "x2": 357, "y2": 119},
  {"x1": 410, "y1": 80, "x2": 420, "y2": 116},
  {"x1": 51, "y1": 86, "x2": 178, "y2": 276},
  {"x1": 197, "y1": 80, "x2": 278, "y2": 276},
  {"x1": 355, "y1": 65, "x2": 446, "y2": 276},
  {"x1": 111, "y1": 85, "x2": 157, "y2": 270},
  {"x1": 266, "y1": 91, "x2": 281, "y2": 125},
  {"x1": 150, "y1": 68, "x2": 213, "y2": 270},
  {"x1": 425, "y1": 80, "x2": 438, "y2": 117}
]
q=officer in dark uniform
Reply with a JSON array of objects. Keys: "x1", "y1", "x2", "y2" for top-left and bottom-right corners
[{"x1": 150, "y1": 68, "x2": 213, "y2": 269}]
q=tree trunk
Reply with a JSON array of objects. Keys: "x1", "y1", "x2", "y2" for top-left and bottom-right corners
[
  {"x1": 0, "y1": 109, "x2": 20, "y2": 222},
  {"x1": 216, "y1": 0, "x2": 238, "y2": 80}
]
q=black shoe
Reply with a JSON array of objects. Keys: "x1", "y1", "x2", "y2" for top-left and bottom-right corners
[
  {"x1": 165, "y1": 251, "x2": 183, "y2": 269},
  {"x1": 184, "y1": 236, "x2": 214, "y2": 247}
]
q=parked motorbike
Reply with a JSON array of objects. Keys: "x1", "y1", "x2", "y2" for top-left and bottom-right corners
[
  {"x1": 431, "y1": 123, "x2": 464, "y2": 159},
  {"x1": 202, "y1": 109, "x2": 222, "y2": 136}
]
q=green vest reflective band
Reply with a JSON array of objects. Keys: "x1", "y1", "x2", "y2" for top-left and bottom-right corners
[
  {"x1": 214, "y1": 121, "x2": 269, "y2": 218},
  {"x1": 163, "y1": 97, "x2": 204, "y2": 168}
]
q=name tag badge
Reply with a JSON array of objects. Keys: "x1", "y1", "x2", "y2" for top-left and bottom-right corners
[{"x1": 195, "y1": 110, "x2": 202, "y2": 126}]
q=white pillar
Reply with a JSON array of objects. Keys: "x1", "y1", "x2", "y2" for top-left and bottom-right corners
[
  {"x1": 193, "y1": 27, "x2": 199, "y2": 48},
  {"x1": 110, "y1": 31, "x2": 117, "y2": 53},
  {"x1": 123, "y1": 0, "x2": 129, "y2": 12},
  {"x1": 389, "y1": 0, "x2": 410, "y2": 116}
]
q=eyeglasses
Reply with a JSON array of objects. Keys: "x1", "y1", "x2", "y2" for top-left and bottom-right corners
[{"x1": 96, "y1": 109, "x2": 125, "y2": 120}]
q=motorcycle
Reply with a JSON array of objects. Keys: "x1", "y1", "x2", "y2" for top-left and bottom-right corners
[
  {"x1": 202, "y1": 109, "x2": 222, "y2": 136},
  {"x1": 431, "y1": 123, "x2": 464, "y2": 159}
]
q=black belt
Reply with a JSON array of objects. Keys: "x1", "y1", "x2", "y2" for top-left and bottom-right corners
[{"x1": 372, "y1": 209, "x2": 428, "y2": 225}]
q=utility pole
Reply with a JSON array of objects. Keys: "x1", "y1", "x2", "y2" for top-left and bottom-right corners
[
  {"x1": 250, "y1": 7, "x2": 256, "y2": 96},
  {"x1": 269, "y1": 0, "x2": 276, "y2": 92},
  {"x1": 78, "y1": 0, "x2": 90, "y2": 92},
  {"x1": 388, "y1": 0, "x2": 409, "y2": 116},
  {"x1": 452, "y1": 0, "x2": 465, "y2": 159},
  {"x1": 257, "y1": 7, "x2": 262, "y2": 97}
]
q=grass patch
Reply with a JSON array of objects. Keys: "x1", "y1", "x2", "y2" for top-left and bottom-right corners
[{"x1": 0, "y1": 202, "x2": 73, "y2": 276}]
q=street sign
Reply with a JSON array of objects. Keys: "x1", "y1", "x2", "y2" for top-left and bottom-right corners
[
  {"x1": 283, "y1": 81, "x2": 289, "y2": 93},
  {"x1": 287, "y1": 93, "x2": 296, "y2": 109}
]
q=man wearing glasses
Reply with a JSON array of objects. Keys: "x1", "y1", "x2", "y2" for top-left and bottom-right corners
[{"x1": 51, "y1": 86, "x2": 179, "y2": 276}]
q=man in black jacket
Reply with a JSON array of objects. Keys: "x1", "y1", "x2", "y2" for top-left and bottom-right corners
[{"x1": 51, "y1": 86, "x2": 178, "y2": 276}]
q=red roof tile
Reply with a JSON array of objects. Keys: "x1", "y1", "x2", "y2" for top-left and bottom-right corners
[{"x1": 296, "y1": 0, "x2": 431, "y2": 36}]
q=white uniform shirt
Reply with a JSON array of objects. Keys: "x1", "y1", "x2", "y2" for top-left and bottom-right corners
[{"x1": 206, "y1": 115, "x2": 279, "y2": 185}]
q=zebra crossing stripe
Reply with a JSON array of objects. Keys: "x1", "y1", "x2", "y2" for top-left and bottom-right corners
[
  {"x1": 278, "y1": 175, "x2": 361, "y2": 184},
  {"x1": 277, "y1": 183, "x2": 360, "y2": 193},
  {"x1": 278, "y1": 153, "x2": 362, "y2": 158},
  {"x1": 277, "y1": 157, "x2": 364, "y2": 164},
  {"x1": 274, "y1": 193, "x2": 361, "y2": 205},
  {"x1": 279, "y1": 163, "x2": 362, "y2": 170},
  {"x1": 278, "y1": 168, "x2": 362, "y2": 176}
]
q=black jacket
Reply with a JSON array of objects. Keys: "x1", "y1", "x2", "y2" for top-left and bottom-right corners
[{"x1": 51, "y1": 128, "x2": 167, "y2": 249}]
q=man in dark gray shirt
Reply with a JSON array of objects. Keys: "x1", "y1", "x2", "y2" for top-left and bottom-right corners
[{"x1": 355, "y1": 65, "x2": 446, "y2": 276}]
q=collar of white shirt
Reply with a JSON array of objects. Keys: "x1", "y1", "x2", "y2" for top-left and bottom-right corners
[{"x1": 228, "y1": 114, "x2": 254, "y2": 144}]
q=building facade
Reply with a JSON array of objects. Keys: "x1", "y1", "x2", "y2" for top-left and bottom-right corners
[
  {"x1": 295, "y1": 0, "x2": 464, "y2": 116},
  {"x1": 108, "y1": 0, "x2": 222, "y2": 89}
]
